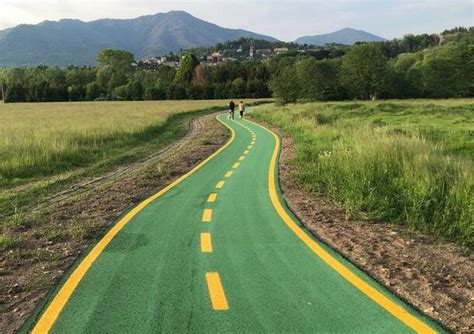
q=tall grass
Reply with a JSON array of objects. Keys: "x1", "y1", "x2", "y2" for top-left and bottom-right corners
[
  {"x1": 0, "y1": 100, "x2": 234, "y2": 187},
  {"x1": 253, "y1": 100, "x2": 473, "y2": 247}
]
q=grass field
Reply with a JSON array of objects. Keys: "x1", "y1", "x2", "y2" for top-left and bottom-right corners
[
  {"x1": 0, "y1": 100, "x2": 232, "y2": 187},
  {"x1": 252, "y1": 100, "x2": 473, "y2": 247},
  {"x1": 0, "y1": 100, "x2": 267, "y2": 220}
]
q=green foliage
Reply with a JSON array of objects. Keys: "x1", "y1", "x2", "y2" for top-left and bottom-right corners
[
  {"x1": 270, "y1": 61, "x2": 300, "y2": 104},
  {"x1": 270, "y1": 33, "x2": 473, "y2": 102},
  {"x1": 253, "y1": 100, "x2": 474, "y2": 247},
  {"x1": 341, "y1": 43, "x2": 387, "y2": 99},
  {"x1": 174, "y1": 53, "x2": 199, "y2": 84},
  {"x1": 421, "y1": 41, "x2": 474, "y2": 98},
  {"x1": 2, "y1": 26, "x2": 472, "y2": 104},
  {"x1": 97, "y1": 49, "x2": 134, "y2": 69},
  {"x1": 1, "y1": 48, "x2": 272, "y2": 102},
  {"x1": 0, "y1": 233, "x2": 17, "y2": 250},
  {"x1": 86, "y1": 82, "x2": 102, "y2": 100},
  {"x1": 296, "y1": 58, "x2": 344, "y2": 100}
]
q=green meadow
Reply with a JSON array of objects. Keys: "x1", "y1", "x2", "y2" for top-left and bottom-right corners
[{"x1": 252, "y1": 100, "x2": 473, "y2": 247}]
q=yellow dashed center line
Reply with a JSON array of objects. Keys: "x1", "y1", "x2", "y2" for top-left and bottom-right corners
[
  {"x1": 248, "y1": 145, "x2": 253, "y2": 149},
  {"x1": 233, "y1": 163, "x2": 240, "y2": 169},
  {"x1": 200, "y1": 233, "x2": 213, "y2": 253},
  {"x1": 243, "y1": 150, "x2": 249, "y2": 155},
  {"x1": 216, "y1": 181, "x2": 225, "y2": 189},
  {"x1": 239, "y1": 156, "x2": 245, "y2": 161},
  {"x1": 207, "y1": 193, "x2": 217, "y2": 203},
  {"x1": 202, "y1": 209, "x2": 213, "y2": 223},
  {"x1": 225, "y1": 171, "x2": 233, "y2": 178},
  {"x1": 206, "y1": 272, "x2": 229, "y2": 311}
]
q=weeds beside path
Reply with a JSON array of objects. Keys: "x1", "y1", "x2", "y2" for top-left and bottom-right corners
[
  {"x1": 252, "y1": 100, "x2": 473, "y2": 248},
  {"x1": 268, "y1": 123, "x2": 473, "y2": 332}
]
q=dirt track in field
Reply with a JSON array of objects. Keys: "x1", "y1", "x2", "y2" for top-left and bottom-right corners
[{"x1": 0, "y1": 113, "x2": 228, "y2": 333}]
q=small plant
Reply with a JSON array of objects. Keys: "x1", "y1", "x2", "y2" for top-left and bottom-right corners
[
  {"x1": 69, "y1": 221, "x2": 101, "y2": 240},
  {"x1": 8, "y1": 204, "x2": 29, "y2": 228},
  {"x1": 0, "y1": 233, "x2": 17, "y2": 250}
]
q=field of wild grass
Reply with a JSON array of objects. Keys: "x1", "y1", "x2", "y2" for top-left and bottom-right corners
[
  {"x1": 252, "y1": 100, "x2": 473, "y2": 247},
  {"x1": 0, "y1": 100, "x2": 235, "y2": 188}
]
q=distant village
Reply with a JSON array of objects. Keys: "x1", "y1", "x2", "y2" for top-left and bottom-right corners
[{"x1": 137, "y1": 44, "x2": 291, "y2": 68}]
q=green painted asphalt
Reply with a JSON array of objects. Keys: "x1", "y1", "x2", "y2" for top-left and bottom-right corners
[{"x1": 28, "y1": 114, "x2": 443, "y2": 333}]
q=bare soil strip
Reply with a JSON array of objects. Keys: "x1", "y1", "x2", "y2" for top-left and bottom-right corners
[{"x1": 0, "y1": 113, "x2": 228, "y2": 333}]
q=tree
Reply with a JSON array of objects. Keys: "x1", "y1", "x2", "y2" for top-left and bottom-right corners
[
  {"x1": 269, "y1": 62, "x2": 299, "y2": 104},
  {"x1": 341, "y1": 43, "x2": 387, "y2": 99},
  {"x1": 5, "y1": 83, "x2": 26, "y2": 102},
  {"x1": 421, "y1": 41, "x2": 474, "y2": 98},
  {"x1": 231, "y1": 78, "x2": 246, "y2": 98},
  {"x1": 86, "y1": 82, "x2": 102, "y2": 100},
  {"x1": 97, "y1": 49, "x2": 135, "y2": 70},
  {"x1": 96, "y1": 49, "x2": 135, "y2": 94},
  {"x1": 246, "y1": 79, "x2": 269, "y2": 98},
  {"x1": 174, "y1": 53, "x2": 199, "y2": 84}
]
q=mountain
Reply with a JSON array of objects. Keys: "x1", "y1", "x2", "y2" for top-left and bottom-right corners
[
  {"x1": 295, "y1": 28, "x2": 385, "y2": 46},
  {"x1": 0, "y1": 11, "x2": 278, "y2": 67}
]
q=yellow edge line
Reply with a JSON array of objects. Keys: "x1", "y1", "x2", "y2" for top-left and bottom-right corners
[
  {"x1": 206, "y1": 272, "x2": 229, "y2": 310},
  {"x1": 32, "y1": 115, "x2": 236, "y2": 333},
  {"x1": 244, "y1": 118, "x2": 436, "y2": 334}
]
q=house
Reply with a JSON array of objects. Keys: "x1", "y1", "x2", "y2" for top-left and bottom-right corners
[
  {"x1": 273, "y1": 47, "x2": 289, "y2": 55},
  {"x1": 211, "y1": 51, "x2": 222, "y2": 60}
]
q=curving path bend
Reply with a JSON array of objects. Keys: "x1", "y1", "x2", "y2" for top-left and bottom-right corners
[{"x1": 26, "y1": 114, "x2": 443, "y2": 333}]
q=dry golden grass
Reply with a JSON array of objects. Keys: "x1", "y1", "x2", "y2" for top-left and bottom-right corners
[{"x1": 0, "y1": 100, "x2": 238, "y2": 186}]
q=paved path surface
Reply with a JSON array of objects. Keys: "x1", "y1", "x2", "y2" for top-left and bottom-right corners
[{"x1": 27, "y1": 114, "x2": 443, "y2": 333}]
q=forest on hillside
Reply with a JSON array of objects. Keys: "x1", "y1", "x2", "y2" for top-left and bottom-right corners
[{"x1": 0, "y1": 27, "x2": 472, "y2": 103}]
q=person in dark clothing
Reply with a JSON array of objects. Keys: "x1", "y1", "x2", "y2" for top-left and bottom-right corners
[{"x1": 228, "y1": 100, "x2": 235, "y2": 120}]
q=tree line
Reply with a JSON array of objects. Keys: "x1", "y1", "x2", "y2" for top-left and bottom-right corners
[
  {"x1": 0, "y1": 27, "x2": 472, "y2": 103},
  {"x1": 271, "y1": 28, "x2": 473, "y2": 103},
  {"x1": 0, "y1": 50, "x2": 271, "y2": 103}
]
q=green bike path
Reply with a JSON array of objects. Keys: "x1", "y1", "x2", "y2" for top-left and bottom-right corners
[{"x1": 28, "y1": 114, "x2": 442, "y2": 333}]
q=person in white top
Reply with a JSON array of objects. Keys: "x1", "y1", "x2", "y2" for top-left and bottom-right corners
[{"x1": 239, "y1": 101, "x2": 245, "y2": 118}]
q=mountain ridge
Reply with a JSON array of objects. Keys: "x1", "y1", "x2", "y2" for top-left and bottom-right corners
[
  {"x1": 0, "y1": 10, "x2": 278, "y2": 67},
  {"x1": 295, "y1": 27, "x2": 385, "y2": 45}
]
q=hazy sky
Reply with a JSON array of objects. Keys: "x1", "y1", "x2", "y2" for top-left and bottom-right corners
[{"x1": 0, "y1": 0, "x2": 472, "y2": 41}]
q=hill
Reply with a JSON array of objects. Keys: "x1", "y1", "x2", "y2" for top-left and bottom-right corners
[
  {"x1": 295, "y1": 28, "x2": 385, "y2": 45},
  {"x1": 0, "y1": 11, "x2": 277, "y2": 67}
]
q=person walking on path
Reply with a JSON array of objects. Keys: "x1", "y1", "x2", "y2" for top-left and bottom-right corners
[
  {"x1": 229, "y1": 100, "x2": 235, "y2": 120},
  {"x1": 239, "y1": 100, "x2": 245, "y2": 119}
]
